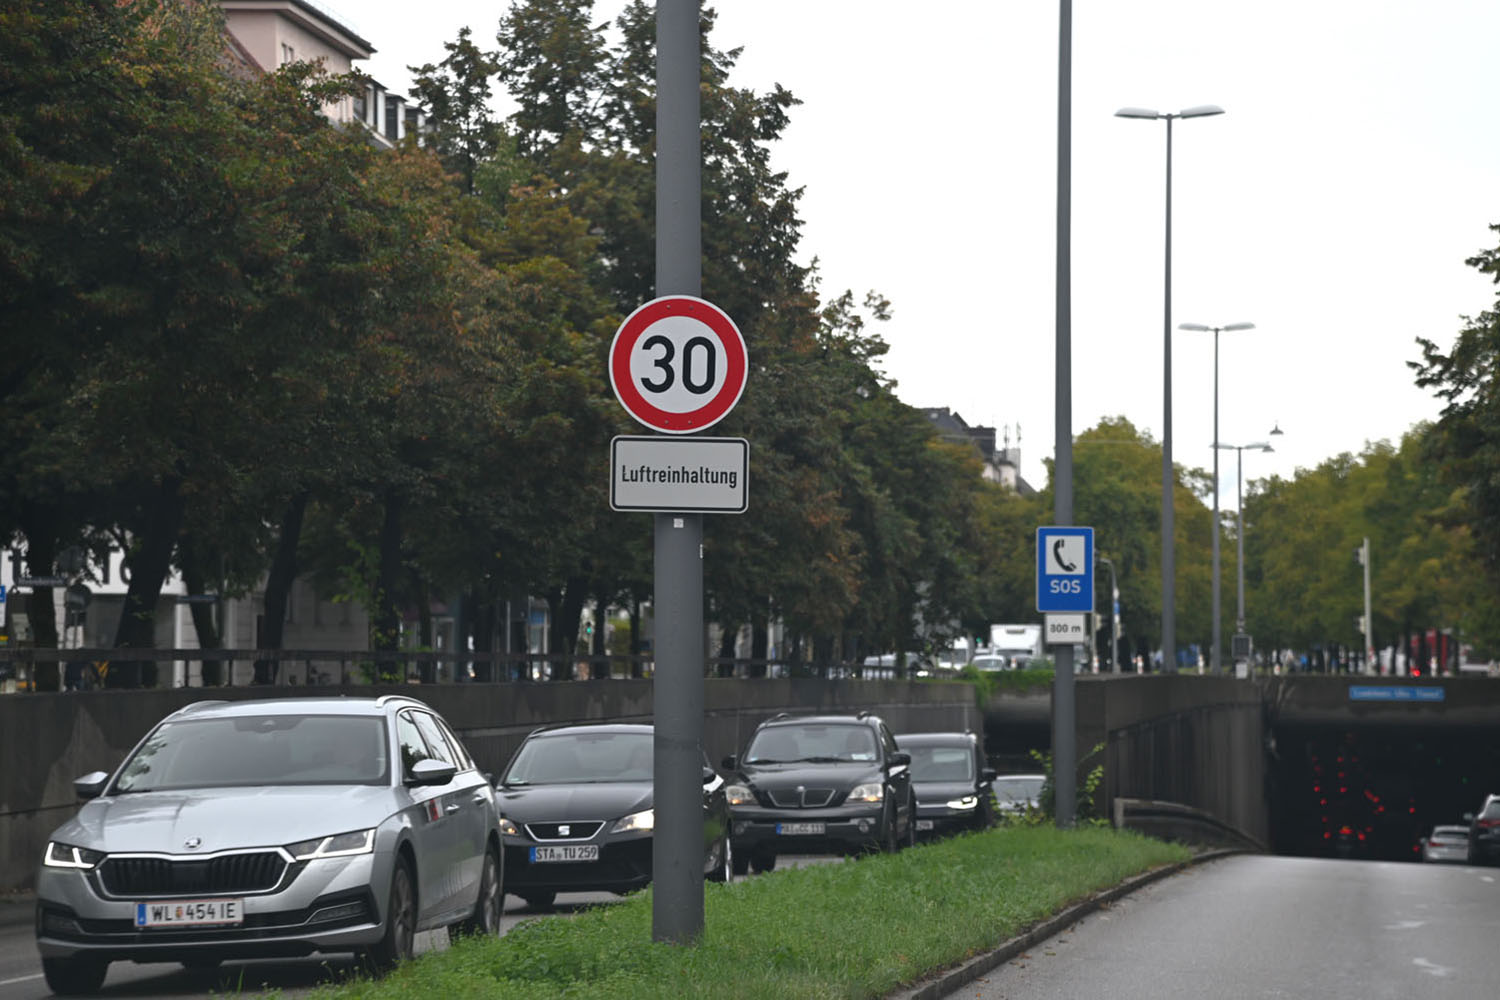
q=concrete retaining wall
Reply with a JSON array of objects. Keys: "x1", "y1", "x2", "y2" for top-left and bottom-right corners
[
  {"x1": 1078, "y1": 675, "x2": 1268, "y2": 844},
  {"x1": 0, "y1": 679, "x2": 978, "y2": 891}
]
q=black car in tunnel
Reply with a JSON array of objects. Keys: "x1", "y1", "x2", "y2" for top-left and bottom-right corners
[
  {"x1": 494, "y1": 723, "x2": 731, "y2": 908},
  {"x1": 1467, "y1": 793, "x2": 1500, "y2": 864}
]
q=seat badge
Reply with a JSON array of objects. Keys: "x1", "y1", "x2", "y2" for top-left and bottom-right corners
[
  {"x1": 184, "y1": 836, "x2": 202, "y2": 850},
  {"x1": 559, "y1": 824, "x2": 571, "y2": 837}
]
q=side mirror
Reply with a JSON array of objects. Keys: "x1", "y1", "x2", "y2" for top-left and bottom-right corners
[
  {"x1": 888, "y1": 750, "x2": 911, "y2": 768},
  {"x1": 702, "y1": 766, "x2": 717, "y2": 784},
  {"x1": 74, "y1": 771, "x2": 110, "y2": 800},
  {"x1": 981, "y1": 767, "x2": 998, "y2": 783},
  {"x1": 407, "y1": 758, "x2": 458, "y2": 787},
  {"x1": 721, "y1": 754, "x2": 738, "y2": 771}
]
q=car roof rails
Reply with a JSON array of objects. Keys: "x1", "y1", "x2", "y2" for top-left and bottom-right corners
[
  {"x1": 172, "y1": 700, "x2": 228, "y2": 716},
  {"x1": 856, "y1": 710, "x2": 871, "y2": 720},
  {"x1": 374, "y1": 694, "x2": 426, "y2": 710}
]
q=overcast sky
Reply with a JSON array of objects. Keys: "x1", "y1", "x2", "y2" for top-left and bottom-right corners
[{"x1": 343, "y1": 1, "x2": 1500, "y2": 501}]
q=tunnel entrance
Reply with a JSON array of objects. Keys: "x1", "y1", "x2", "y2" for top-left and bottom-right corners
[{"x1": 1268, "y1": 723, "x2": 1500, "y2": 862}]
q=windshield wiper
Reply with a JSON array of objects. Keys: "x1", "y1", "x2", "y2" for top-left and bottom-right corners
[{"x1": 795, "y1": 755, "x2": 845, "y2": 763}]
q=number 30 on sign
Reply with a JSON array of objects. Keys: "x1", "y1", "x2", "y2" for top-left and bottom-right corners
[{"x1": 609, "y1": 296, "x2": 748, "y2": 434}]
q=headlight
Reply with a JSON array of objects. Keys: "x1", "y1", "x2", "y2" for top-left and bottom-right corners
[
  {"x1": 285, "y1": 829, "x2": 376, "y2": 861},
  {"x1": 848, "y1": 782, "x2": 884, "y2": 803},
  {"x1": 725, "y1": 784, "x2": 755, "y2": 806},
  {"x1": 44, "y1": 842, "x2": 104, "y2": 870},
  {"x1": 611, "y1": 809, "x2": 655, "y2": 833},
  {"x1": 499, "y1": 817, "x2": 519, "y2": 836},
  {"x1": 946, "y1": 795, "x2": 979, "y2": 810}
]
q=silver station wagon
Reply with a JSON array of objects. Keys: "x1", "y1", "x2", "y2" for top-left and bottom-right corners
[{"x1": 34, "y1": 695, "x2": 503, "y2": 995}]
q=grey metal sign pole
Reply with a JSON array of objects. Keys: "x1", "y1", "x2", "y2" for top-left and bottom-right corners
[
  {"x1": 1052, "y1": 0, "x2": 1076, "y2": 828},
  {"x1": 652, "y1": 0, "x2": 705, "y2": 944}
]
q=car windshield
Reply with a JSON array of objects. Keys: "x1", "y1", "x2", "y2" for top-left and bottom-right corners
[
  {"x1": 745, "y1": 724, "x2": 878, "y2": 763},
  {"x1": 907, "y1": 746, "x2": 974, "y2": 782},
  {"x1": 994, "y1": 776, "x2": 1044, "y2": 804},
  {"x1": 113, "y1": 714, "x2": 389, "y2": 792},
  {"x1": 503, "y1": 731, "x2": 653, "y2": 785}
]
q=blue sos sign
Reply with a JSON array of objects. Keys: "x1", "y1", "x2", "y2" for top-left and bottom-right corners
[{"x1": 1036, "y1": 527, "x2": 1093, "y2": 613}]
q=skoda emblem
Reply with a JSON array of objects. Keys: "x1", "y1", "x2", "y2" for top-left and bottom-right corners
[
  {"x1": 184, "y1": 836, "x2": 202, "y2": 850},
  {"x1": 558, "y1": 824, "x2": 571, "y2": 837}
]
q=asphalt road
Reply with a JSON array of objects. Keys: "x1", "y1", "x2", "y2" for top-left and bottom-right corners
[
  {"x1": 954, "y1": 854, "x2": 1500, "y2": 1000},
  {"x1": 0, "y1": 855, "x2": 840, "y2": 999}
]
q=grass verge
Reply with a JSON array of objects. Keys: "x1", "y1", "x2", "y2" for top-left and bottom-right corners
[{"x1": 306, "y1": 826, "x2": 1189, "y2": 1000}]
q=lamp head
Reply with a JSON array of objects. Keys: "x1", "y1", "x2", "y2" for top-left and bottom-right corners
[
  {"x1": 1178, "y1": 322, "x2": 1212, "y2": 332},
  {"x1": 1223, "y1": 322, "x2": 1256, "y2": 332},
  {"x1": 1179, "y1": 105, "x2": 1226, "y2": 118},
  {"x1": 1115, "y1": 107, "x2": 1162, "y2": 120},
  {"x1": 1269, "y1": 422, "x2": 1284, "y2": 436}
]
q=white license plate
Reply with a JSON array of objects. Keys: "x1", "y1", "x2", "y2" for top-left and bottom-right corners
[
  {"x1": 135, "y1": 898, "x2": 243, "y2": 928},
  {"x1": 917, "y1": 819, "x2": 935, "y2": 831},
  {"x1": 529, "y1": 845, "x2": 599, "y2": 863},
  {"x1": 776, "y1": 822, "x2": 825, "y2": 836}
]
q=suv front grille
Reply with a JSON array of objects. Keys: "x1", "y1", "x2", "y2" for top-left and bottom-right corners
[
  {"x1": 99, "y1": 852, "x2": 288, "y2": 897},
  {"x1": 766, "y1": 788, "x2": 837, "y2": 808}
]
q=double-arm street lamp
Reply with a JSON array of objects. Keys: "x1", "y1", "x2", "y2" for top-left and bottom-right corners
[
  {"x1": 1116, "y1": 104, "x2": 1224, "y2": 673},
  {"x1": 1180, "y1": 321, "x2": 1255, "y2": 672},
  {"x1": 1215, "y1": 432, "x2": 1280, "y2": 659}
]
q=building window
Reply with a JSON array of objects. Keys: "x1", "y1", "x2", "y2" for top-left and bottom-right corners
[{"x1": 281, "y1": 43, "x2": 295, "y2": 65}]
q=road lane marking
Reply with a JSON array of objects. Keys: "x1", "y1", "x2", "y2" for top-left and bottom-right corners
[
  {"x1": 0, "y1": 973, "x2": 44, "y2": 986},
  {"x1": 1412, "y1": 957, "x2": 1452, "y2": 978}
]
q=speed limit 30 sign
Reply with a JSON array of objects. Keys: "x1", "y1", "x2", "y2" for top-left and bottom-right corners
[{"x1": 609, "y1": 295, "x2": 748, "y2": 434}]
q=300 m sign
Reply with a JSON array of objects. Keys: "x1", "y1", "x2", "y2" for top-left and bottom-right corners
[{"x1": 609, "y1": 296, "x2": 748, "y2": 434}]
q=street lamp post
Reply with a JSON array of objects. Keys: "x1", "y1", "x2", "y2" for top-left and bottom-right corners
[
  {"x1": 1098, "y1": 555, "x2": 1120, "y2": 672},
  {"x1": 1116, "y1": 104, "x2": 1224, "y2": 674},
  {"x1": 1180, "y1": 321, "x2": 1255, "y2": 673},
  {"x1": 1214, "y1": 436, "x2": 1277, "y2": 668}
]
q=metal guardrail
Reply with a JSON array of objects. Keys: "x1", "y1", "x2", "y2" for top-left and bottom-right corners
[
  {"x1": 0, "y1": 648, "x2": 904, "y2": 690},
  {"x1": 1112, "y1": 797, "x2": 1267, "y2": 852}
]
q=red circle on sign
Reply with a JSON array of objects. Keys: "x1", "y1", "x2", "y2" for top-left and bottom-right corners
[{"x1": 609, "y1": 295, "x2": 747, "y2": 433}]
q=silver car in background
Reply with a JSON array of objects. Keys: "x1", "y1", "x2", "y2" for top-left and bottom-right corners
[
  {"x1": 992, "y1": 773, "x2": 1045, "y2": 817},
  {"x1": 34, "y1": 695, "x2": 503, "y2": 995},
  {"x1": 1421, "y1": 824, "x2": 1469, "y2": 863}
]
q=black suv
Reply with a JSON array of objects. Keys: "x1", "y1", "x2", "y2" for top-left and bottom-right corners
[
  {"x1": 895, "y1": 731, "x2": 998, "y2": 838},
  {"x1": 722, "y1": 712, "x2": 915, "y2": 874},
  {"x1": 1466, "y1": 793, "x2": 1500, "y2": 865}
]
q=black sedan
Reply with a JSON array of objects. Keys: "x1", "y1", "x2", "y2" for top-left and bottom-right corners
[
  {"x1": 495, "y1": 723, "x2": 731, "y2": 908},
  {"x1": 896, "y1": 731, "x2": 998, "y2": 838}
]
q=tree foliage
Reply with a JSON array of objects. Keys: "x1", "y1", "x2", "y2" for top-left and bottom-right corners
[{"x1": 4, "y1": 0, "x2": 1488, "y2": 686}]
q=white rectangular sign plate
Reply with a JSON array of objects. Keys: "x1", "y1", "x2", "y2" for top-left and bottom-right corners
[
  {"x1": 610, "y1": 436, "x2": 748, "y2": 513},
  {"x1": 1044, "y1": 613, "x2": 1088, "y2": 645}
]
